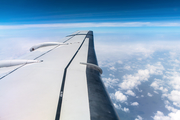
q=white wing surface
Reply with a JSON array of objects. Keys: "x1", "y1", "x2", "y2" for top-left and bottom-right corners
[{"x1": 0, "y1": 31, "x2": 120, "y2": 120}]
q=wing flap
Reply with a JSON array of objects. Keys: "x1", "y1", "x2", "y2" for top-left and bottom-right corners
[{"x1": 60, "y1": 38, "x2": 90, "y2": 120}]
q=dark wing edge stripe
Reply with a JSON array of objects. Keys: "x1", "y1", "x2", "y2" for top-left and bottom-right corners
[{"x1": 86, "y1": 31, "x2": 120, "y2": 120}]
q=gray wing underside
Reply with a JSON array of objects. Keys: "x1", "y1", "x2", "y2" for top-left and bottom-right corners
[{"x1": 0, "y1": 31, "x2": 120, "y2": 120}]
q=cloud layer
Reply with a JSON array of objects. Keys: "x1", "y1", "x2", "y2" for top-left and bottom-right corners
[
  {"x1": 119, "y1": 62, "x2": 164, "y2": 90},
  {"x1": 2, "y1": 22, "x2": 180, "y2": 29}
]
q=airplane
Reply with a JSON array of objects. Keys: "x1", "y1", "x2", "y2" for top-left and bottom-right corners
[{"x1": 0, "y1": 31, "x2": 120, "y2": 120}]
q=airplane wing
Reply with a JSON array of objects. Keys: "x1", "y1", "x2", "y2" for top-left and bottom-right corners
[{"x1": 0, "y1": 31, "x2": 120, "y2": 120}]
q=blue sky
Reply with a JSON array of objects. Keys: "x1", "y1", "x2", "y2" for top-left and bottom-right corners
[
  {"x1": 1, "y1": 0, "x2": 180, "y2": 120},
  {"x1": 1, "y1": 0, "x2": 180, "y2": 23}
]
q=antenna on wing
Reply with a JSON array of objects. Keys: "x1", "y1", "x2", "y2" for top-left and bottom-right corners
[
  {"x1": 30, "y1": 42, "x2": 68, "y2": 52},
  {"x1": 0, "y1": 60, "x2": 43, "y2": 68},
  {"x1": 80, "y1": 62, "x2": 103, "y2": 74}
]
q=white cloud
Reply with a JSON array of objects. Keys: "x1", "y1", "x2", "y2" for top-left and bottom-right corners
[
  {"x1": 117, "y1": 60, "x2": 123, "y2": 64},
  {"x1": 109, "y1": 66, "x2": 116, "y2": 71},
  {"x1": 114, "y1": 91, "x2": 127, "y2": 103},
  {"x1": 150, "y1": 79, "x2": 168, "y2": 93},
  {"x1": 135, "y1": 115, "x2": 143, "y2": 120},
  {"x1": 174, "y1": 59, "x2": 180, "y2": 63},
  {"x1": 137, "y1": 69, "x2": 150, "y2": 80},
  {"x1": 137, "y1": 58, "x2": 142, "y2": 61},
  {"x1": 137, "y1": 88, "x2": 143, "y2": 92},
  {"x1": 109, "y1": 74, "x2": 115, "y2": 77},
  {"x1": 0, "y1": 22, "x2": 150, "y2": 29},
  {"x1": 131, "y1": 102, "x2": 139, "y2": 106},
  {"x1": 168, "y1": 90, "x2": 180, "y2": 107},
  {"x1": 113, "y1": 103, "x2": 129, "y2": 113},
  {"x1": 141, "y1": 95, "x2": 144, "y2": 97},
  {"x1": 152, "y1": 110, "x2": 180, "y2": 120},
  {"x1": 119, "y1": 62, "x2": 164, "y2": 90},
  {"x1": 150, "y1": 80, "x2": 160, "y2": 89},
  {"x1": 164, "y1": 100, "x2": 170, "y2": 105},
  {"x1": 165, "y1": 105, "x2": 178, "y2": 112},
  {"x1": 147, "y1": 62, "x2": 164, "y2": 75},
  {"x1": 2, "y1": 22, "x2": 180, "y2": 30},
  {"x1": 173, "y1": 102, "x2": 180, "y2": 108},
  {"x1": 125, "y1": 102, "x2": 128, "y2": 105},
  {"x1": 160, "y1": 87, "x2": 168, "y2": 93},
  {"x1": 170, "y1": 76, "x2": 180, "y2": 90},
  {"x1": 96, "y1": 43, "x2": 155, "y2": 66},
  {"x1": 124, "y1": 65, "x2": 131, "y2": 70},
  {"x1": 162, "y1": 70, "x2": 180, "y2": 107},
  {"x1": 119, "y1": 69, "x2": 149, "y2": 90},
  {"x1": 154, "y1": 91, "x2": 159, "y2": 94},
  {"x1": 113, "y1": 103, "x2": 121, "y2": 110},
  {"x1": 102, "y1": 77, "x2": 119, "y2": 88},
  {"x1": 147, "y1": 93, "x2": 153, "y2": 97},
  {"x1": 162, "y1": 93, "x2": 168, "y2": 98},
  {"x1": 119, "y1": 74, "x2": 142, "y2": 90},
  {"x1": 152, "y1": 111, "x2": 170, "y2": 120},
  {"x1": 125, "y1": 90, "x2": 136, "y2": 96},
  {"x1": 169, "y1": 52, "x2": 177, "y2": 59},
  {"x1": 123, "y1": 107, "x2": 130, "y2": 112},
  {"x1": 96, "y1": 41, "x2": 180, "y2": 68},
  {"x1": 168, "y1": 110, "x2": 180, "y2": 120}
]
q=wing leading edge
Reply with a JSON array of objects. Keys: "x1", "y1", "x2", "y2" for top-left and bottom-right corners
[{"x1": 0, "y1": 31, "x2": 120, "y2": 120}]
